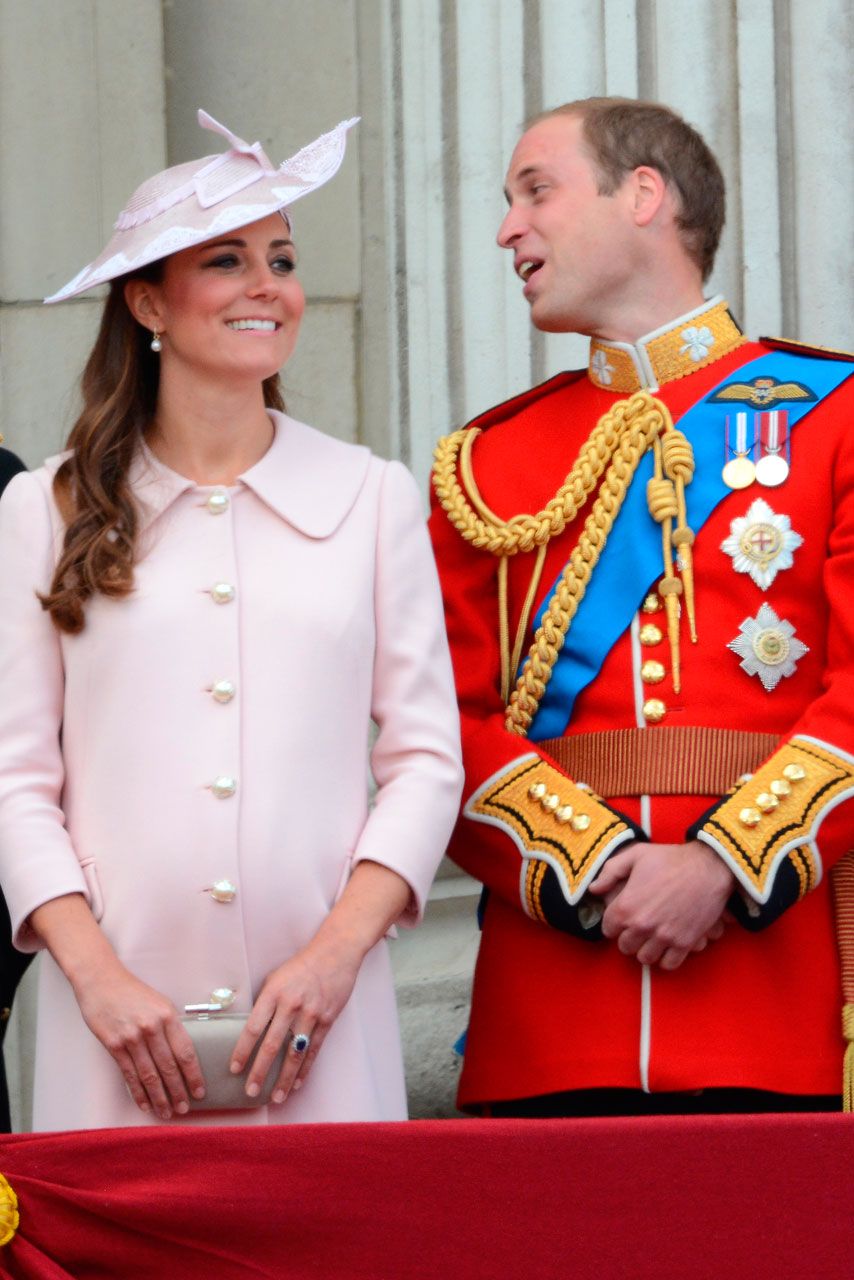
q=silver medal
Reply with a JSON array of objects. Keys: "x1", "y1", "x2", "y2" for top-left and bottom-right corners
[
  {"x1": 755, "y1": 453, "x2": 790, "y2": 487},
  {"x1": 756, "y1": 410, "x2": 790, "y2": 487}
]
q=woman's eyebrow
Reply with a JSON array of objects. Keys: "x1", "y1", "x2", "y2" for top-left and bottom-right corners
[{"x1": 200, "y1": 238, "x2": 295, "y2": 251}]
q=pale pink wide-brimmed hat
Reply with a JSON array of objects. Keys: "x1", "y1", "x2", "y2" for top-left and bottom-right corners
[{"x1": 45, "y1": 110, "x2": 358, "y2": 304}]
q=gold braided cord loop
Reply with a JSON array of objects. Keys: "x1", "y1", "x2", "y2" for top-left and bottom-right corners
[
  {"x1": 831, "y1": 850, "x2": 854, "y2": 1111},
  {"x1": 646, "y1": 476, "x2": 678, "y2": 523},
  {"x1": 649, "y1": 439, "x2": 683, "y2": 691},
  {"x1": 663, "y1": 431, "x2": 698, "y2": 641},
  {"x1": 504, "y1": 393, "x2": 690, "y2": 736},
  {"x1": 0, "y1": 1174, "x2": 19, "y2": 1248},
  {"x1": 432, "y1": 408, "x2": 628, "y2": 556},
  {"x1": 661, "y1": 431, "x2": 695, "y2": 484},
  {"x1": 432, "y1": 391, "x2": 696, "y2": 738}
]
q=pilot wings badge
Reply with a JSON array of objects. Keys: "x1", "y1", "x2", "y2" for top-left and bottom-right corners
[{"x1": 708, "y1": 376, "x2": 817, "y2": 408}]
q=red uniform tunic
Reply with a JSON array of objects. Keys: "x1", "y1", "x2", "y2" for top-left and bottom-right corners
[{"x1": 428, "y1": 300, "x2": 854, "y2": 1107}]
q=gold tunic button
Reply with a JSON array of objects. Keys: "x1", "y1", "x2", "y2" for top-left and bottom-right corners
[
  {"x1": 639, "y1": 624, "x2": 663, "y2": 646},
  {"x1": 642, "y1": 593, "x2": 661, "y2": 614},
  {"x1": 528, "y1": 782, "x2": 547, "y2": 800},
  {"x1": 782, "y1": 763, "x2": 806, "y2": 782},
  {"x1": 571, "y1": 813, "x2": 591, "y2": 832},
  {"x1": 210, "y1": 986, "x2": 236, "y2": 1008},
  {"x1": 211, "y1": 775, "x2": 237, "y2": 798},
  {"x1": 642, "y1": 698, "x2": 667, "y2": 723},
  {"x1": 555, "y1": 805, "x2": 574, "y2": 823},
  {"x1": 739, "y1": 808, "x2": 762, "y2": 827},
  {"x1": 206, "y1": 489, "x2": 229, "y2": 515},
  {"x1": 542, "y1": 793, "x2": 560, "y2": 813},
  {"x1": 770, "y1": 778, "x2": 791, "y2": 797},
  {"x1": 211, "y1": 582, "x2": 235, "y2": 605},
  {"x1": 211, "y1": 679, "x2": 236, "y2": 704},
  {"x1": 755, "y1": 792, "x2": 779, "y2": 813},
  {"x1": 640, "y1": 660, "x2": 666, "y2": 685},
  {"x1": 210, "y1": 879, "x2": 237, "y2": 903}
]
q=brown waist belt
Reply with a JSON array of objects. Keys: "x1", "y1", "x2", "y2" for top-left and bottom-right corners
[{"x1": 537, "y1": 727, "x2": 780, "y2": 797}]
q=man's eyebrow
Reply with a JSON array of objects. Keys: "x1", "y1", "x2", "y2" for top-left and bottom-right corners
[{"x1": 504, "y1": 166, "x2": 547, "y2": 202}]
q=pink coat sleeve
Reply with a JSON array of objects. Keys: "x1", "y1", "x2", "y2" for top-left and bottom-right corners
[
  {"x1": 353, "y1": 460, "x2": 464, "y2": 923},
  {"x1": 0, "y1": 472, "x2": 90, "y2": 950}
]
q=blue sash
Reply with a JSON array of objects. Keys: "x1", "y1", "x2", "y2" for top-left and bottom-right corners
[{"x1": 526, "y1": 351, "x2": 854, "y2": 742}]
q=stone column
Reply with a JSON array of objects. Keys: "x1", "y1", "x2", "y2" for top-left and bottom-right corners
[
  {"x1": 0, "y1": 0, "x2": 166, "y2": 1130},
  {"x1": 0, "y1": 0, "x2": 166, "y2": 469},
  {"x1": 163, "y1": 0, "x2": 362, "y2": 446}
]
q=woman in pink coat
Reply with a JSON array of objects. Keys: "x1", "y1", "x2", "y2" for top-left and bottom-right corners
[{"x1": 0, "y1": 112, "x2": 463, "y2": 1131}]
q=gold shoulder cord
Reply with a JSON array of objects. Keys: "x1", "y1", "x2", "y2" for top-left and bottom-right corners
[
  {"x1": 831, "y1": 850, "x2": 854, "y2": 1110},
  {"x1": 432, "y1": 391, "x2": 697, "y2": 736}
]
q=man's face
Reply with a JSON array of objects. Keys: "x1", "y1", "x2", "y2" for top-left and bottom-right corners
[{"x1": 498, "y1": 115, "x2": 639, "y2": 337}]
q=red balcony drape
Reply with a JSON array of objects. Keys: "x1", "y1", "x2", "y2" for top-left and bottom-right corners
[{"x1": 0, "y1": 1115, "x2": 851, "y2": 1279}]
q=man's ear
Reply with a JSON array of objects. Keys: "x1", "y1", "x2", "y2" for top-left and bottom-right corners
[
  {"x1": 630, "y1": 165, "x2": 668, "y2": 228},
  {"x1": 124, "y1": 278, "x2": 165, "y2": 331}
]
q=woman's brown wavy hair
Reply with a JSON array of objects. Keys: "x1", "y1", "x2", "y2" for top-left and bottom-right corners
[{"x1": 41, "y1": 265, "x2": 285, "y2": 634}]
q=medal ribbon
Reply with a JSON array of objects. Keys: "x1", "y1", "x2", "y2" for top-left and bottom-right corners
[
  {"x1": 733, "y1": 411, "x2": 752, "y2": 458},
  {"x1": 525, "y1": 351, "x2": 854, "y2": 741},
  {"x1": 763, "y1": 411, "x2": 786, "y2": 453}
]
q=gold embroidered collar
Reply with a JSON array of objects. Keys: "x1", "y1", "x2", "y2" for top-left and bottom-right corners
[{"x1": 588, "y1": 296, "x2": 745, "y2": 393}]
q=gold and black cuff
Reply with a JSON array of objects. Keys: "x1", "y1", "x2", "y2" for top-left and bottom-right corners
[
  {"x1": 690, "y1": 735, "x2": 854, "y2": 930},
  {"x1": 465, "y1": 753, "x2": 644, "y2": 939}
]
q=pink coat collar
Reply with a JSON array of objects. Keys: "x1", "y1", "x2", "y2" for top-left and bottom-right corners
[{"x1": 127, "y1": 410, "x2": 371, "y2": 539}]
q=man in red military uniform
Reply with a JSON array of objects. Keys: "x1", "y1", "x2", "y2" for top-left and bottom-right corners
[{"x1": 429, "y1": 98, "x2": 854, "y2": 1115}]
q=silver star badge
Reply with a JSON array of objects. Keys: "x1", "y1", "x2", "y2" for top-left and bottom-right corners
[
  {"x1": 728, "y1": 603, "x2": 809, "y2": 692},
  {"x1": 720, "y1": 498, "x2": 803, "y2": 590}
]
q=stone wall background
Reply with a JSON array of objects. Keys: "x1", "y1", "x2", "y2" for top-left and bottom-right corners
[{"x1": 1, "y1": 0, "x2": 851, "y2": 1127}]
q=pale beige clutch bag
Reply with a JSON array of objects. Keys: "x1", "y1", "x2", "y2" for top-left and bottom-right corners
[{"x1": 181, "y1": 1008, "x2": 287, "y2": 1111}]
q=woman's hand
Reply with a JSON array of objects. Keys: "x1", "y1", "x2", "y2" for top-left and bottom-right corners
[
  {"x1": 74, "y1": 962, "x2": 206, "y2": 1120},
  {"x1": 29, "y1": 892, "x2": 205, "y2": 1119},
  {"x1": 229, "y1": 939, "x2": 362, "y2": 1104},
  {"x1": 230, "y1": 859, "x2": 413, "y2": 1105}
]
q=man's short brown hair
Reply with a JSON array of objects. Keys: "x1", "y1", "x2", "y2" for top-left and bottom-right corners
[{"x1": 532, "y1": 98, "x2": 725, "y2": 281}]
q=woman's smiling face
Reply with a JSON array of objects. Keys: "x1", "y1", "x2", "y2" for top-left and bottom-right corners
[{"x1": 134, "y1": 211, "x2": 306, "y2": 386}]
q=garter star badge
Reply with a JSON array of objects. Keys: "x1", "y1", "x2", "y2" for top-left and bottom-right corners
[
  {"x1": 728, "y1": 603, "x2": 808, "y2": 691},
  {"x1": 720, "y1": 498, "x2": 803, "y2": 590}
]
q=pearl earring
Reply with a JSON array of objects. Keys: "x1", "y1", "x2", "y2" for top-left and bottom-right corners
[{"x1": 150, "y1": 331, "x2": 162, "y2": 353}]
